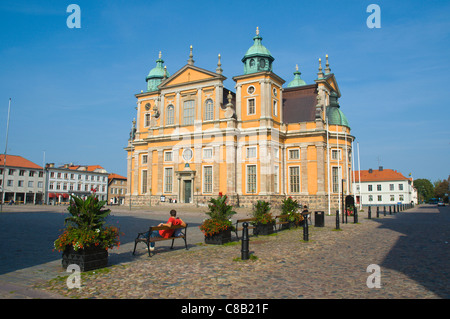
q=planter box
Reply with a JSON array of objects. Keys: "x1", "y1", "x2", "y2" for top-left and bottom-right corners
[
  {"x1": 204, "y1": 228, "x2": 232, "y2": 245},
  {"x1": 62, "y1": 246, "x2": 108, "y2": 272},
  {"x1": 253, "y1": 222, "x2": 275, "y2": 236}
]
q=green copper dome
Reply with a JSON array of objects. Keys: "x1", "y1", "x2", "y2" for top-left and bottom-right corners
[
  {"x1": 243, "y1": 35, "x2": 272, "y2": 59},
  {"x1": 327, "y1": 107, "x2": 350, "y2": 128},
  {"x1": 287, "y1": 65, "x2": 306, "y2": 87},
  {"x1": 146, "y1": 52, "x2": 169, "y2": 92},
  {"x1": 242, "y1": 28, "x2": 274, "y2": 74},
  {"x1": 326, "y1": 91, "x2": 350, "y2": 128}
]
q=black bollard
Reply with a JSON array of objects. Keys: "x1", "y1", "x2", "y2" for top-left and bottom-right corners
[
  {"x1": 383, "y1": 206, "x2": 386, "y2": 216},
  {"x1": 336, "y1": 210, "x2": 340, "y2": 230},
  {"x1": 354, "y1": 206, "x2": 358, "y2": 224},
  {"x1": 389, "y1": 205, "x2": 392, "y2": 215},
  {"x1": 241, "y1": 222, "x2": 249, "y2": 260},
  {"x1": 368, "y1": 206, "x2": 372, "y2": 219},
  {"x1": 303, "y1": 214, "x2": 309, "y2": 241},
  {"x1": 376, "y1": 206, "x2": 379, "y2": 218}
]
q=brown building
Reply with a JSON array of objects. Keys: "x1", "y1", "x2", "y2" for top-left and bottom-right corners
[{"x1": 108, "y1": 173, "x2": 127, "y2": 205}]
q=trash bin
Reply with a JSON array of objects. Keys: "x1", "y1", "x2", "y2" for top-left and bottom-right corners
[{"x1": 314, "y1": 211, "x2": 325, "y2": 227}]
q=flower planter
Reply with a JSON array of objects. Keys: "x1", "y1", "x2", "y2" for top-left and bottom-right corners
[
  {"x1": 253, "y1": 222, "x2": 275, "y2": 236},
  {"x1": 62, "y1": 245, "x2": 108, "y2": 272},
  {"x1": 204, "y1": 228, "x2": 232, "y2": 245}
]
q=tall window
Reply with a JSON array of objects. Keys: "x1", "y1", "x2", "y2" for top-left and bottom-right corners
[
  {"x1": 141, "y1": 170, "x2": 147, "y2": 194},
  {"x1": 164, "y1": 168, "x2": 173, "y2": 193},
  {"x1": 166, "y1": 105, "x2": 174, "y2": 125},
  {"x1": 248, "y1": 98, "x2": 255, "y2": 115},
  {"x1": 144, "y1": 113, "x2": 151, "y2": 127},
  {"x1": 274, "y1": 165, "x2": 279, "y2": 194},
  {"x1": 203, "y1": 166, "x2": 213, "y2": 193},
  {"x1": 183, "y1": 100, "x2": 195, "y2": 125},
  {"x1": 247, "y1": 165, "x2": 257, "y2": 193},
  {"x1": 204, "y1": 99, "x2": 213, "y2": 121},
  {"x1": 273, "y1": 100, "x2": 277, "y2": 116},
  {"x1": 332, "y1": 166, "x2": 341, "y2": 193},
  {"x1": 289, "y1": 166, "x2": 300, "y2": 193}
]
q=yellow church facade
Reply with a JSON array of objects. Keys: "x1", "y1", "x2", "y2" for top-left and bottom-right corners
[{"x1": 125, "y1": 29, "x2": 354, "y2": 211}]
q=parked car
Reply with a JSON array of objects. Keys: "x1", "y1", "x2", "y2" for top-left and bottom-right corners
[{"x1": 437, "y1": 201, "x2": 445, "y2": 206}]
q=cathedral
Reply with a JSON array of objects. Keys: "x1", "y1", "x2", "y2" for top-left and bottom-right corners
[{"x1": 125, "y1": 28, "x2": 354, "y2": 211}]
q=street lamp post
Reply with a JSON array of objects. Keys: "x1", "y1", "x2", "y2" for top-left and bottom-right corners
[{"x1": 1, "y1": 98, "x2": 11, "y2": 213}]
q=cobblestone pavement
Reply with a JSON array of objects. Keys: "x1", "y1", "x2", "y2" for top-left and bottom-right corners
[{"x1": 28, "y1": 204, "x2": 449, "y2": 299}]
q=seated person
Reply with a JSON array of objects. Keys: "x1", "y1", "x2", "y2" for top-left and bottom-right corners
[{"x1": 144, "y1": 209, "x2": 186, "y2": 251}]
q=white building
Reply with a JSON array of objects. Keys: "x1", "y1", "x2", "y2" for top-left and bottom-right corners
[
  {"x1": 45, "y1": 163, "x2": 109, "y2": 204},
  {"x1": 353, "y1": 167, "x2": 417, "y2": 207},
  {"x1": 0, "y1": 154, "x2": 45, "y2": 204}
]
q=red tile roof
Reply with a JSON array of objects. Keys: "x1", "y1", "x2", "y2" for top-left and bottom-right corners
[
  {"x1": 0, "y1": 154, "x2": 43, "y2": 170},
  {"x1": 354, "y1": 168, "x2": 409, "y2": 182},
  {"x1": 67, "y1": 165, "x2": 104, "y2": 172},
  {"x1": 108, "y1": 173, "x2": 127, "y2": 181}
]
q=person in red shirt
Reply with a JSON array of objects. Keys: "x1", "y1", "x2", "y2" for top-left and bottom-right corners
[{"x1": 146, "y1": 209, "x2": 186, "y2": 251}]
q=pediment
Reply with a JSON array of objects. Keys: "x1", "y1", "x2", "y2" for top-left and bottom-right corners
[{"x1": 160, "y1": 65, "x2": 225, "y2": 88}]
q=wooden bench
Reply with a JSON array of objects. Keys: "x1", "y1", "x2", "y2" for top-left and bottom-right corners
[{"x1": 132, "y1": 224, "x2": 188, "y2": 257}]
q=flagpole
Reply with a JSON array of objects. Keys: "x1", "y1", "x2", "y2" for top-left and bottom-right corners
[{"x1": 1, "y1": 98, "x2": 12, "y2": 212}]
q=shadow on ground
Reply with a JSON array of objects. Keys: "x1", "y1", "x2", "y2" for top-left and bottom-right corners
[
  {"x1": 0, "y1": 211, "x2": 201, "y2": 275},
  {"x1": 375, "y1": 206, "x2": 450, "y2": 298}
]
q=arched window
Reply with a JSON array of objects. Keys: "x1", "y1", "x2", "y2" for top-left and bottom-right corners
[
  {"x1": 204, "y1": 99, "x2": 213, "y2": 121},
  {"x1": 166, "y1": 105, "x2": 174, "y2": 125}
]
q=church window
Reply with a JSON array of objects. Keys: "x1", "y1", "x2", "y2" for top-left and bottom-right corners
[
  {"x1": 273, "y1": 100, "x2": 277, "y2": 117},
  {"x1": 144, "y1": 113, "x2": 151, "y2": 127},
  {"x1": 166, "y1": 105, "x2": 174, "y2": 125},
  {"x1": 141, "y1": 170, "x2": 147, "y2": 194},
  {"x1": 164, "y1": 168, "x2": 173, "y2": 193},
  {"x1": 247, "y1": 85, "x2": 255, "y2": 94},
  {"x1": 247, "y1": 98, "x2": 255, "y2": 115},
  {"x1": 203, "y1": 166, "x2": 213, "y2": 193},
  {"x1": 183, "y1": 100, "x2": 195, "y2": 125},
  {"x1": 288, "y1": 149, "x2": 299, "y2": 160},
  {"x1": 246, "y1": 146, "x2": 257, "y2": 158},
  {"x1": 249, "y1": 59, "x2": 255, "y2": 68},
  {"x1": 203, "y1": 148, "x2": 213, "y2": 159},
  {"x1": 164, "y1": 151, "x2": 172, "y2": 162},
  {"x1": 259, "y1": 59, "x2": 266, "y2": 68},
  {"x1": 205, "y1": 99, "x2": 213, "y2": 121},
  {"x1": 289, "y1": 166, "x2": 300, "y2": 193},
  {"x1": 247, "y1": 165, "x2": 257, "y2": 193},
  {"x1": 332, "y1": 166, "x2": 341, "y2": 193}
]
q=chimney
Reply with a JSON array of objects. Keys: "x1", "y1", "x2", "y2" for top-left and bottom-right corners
[
  {"x1": 379, "y1": 166, "x2": 383, "y2": 171},
  {"x1": 369, "y1": 168, "x2": 373, "y2": 173}
]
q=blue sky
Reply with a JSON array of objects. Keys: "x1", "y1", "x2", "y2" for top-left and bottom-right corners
[{"x1": 0, "y1": 0, "x2": 449, "y2": 182}]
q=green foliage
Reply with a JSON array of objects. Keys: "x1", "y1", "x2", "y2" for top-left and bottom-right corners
[
  {"x1": 251, "y1": 200, "x2": 275, "y2": 224},
  {"x1": 280, "y1": 197, "x2": 303, "y2": 223},
  {"x1": 65, "y1": 195, "x2": 111, "y2": 230},
  {"x1": 54, "y1": 194, "x2": 121, "y2": 252},
  {"x1": 200, "y1": 195, "x2": 236, "y2": 236},
  {"x1": 434, "y1": 179, "x2": 449, "y2": 202},
  {"x1": 414, "y1": 178, "x2": 434, "y2": 202},
  {"x1": 205, "y1": 195, "x2": 236, "y2": 221}
]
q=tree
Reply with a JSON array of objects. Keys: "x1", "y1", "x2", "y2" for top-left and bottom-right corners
[
  {"x1": 434, "y1": 179, "x2": 449, "y2": 203},
  {"x1": 414, "y1": 179, "x2": 434, "y2": 203}
]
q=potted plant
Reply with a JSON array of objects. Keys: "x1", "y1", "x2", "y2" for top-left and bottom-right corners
[
  {"x1": 251, "y1": 200, "x2": 275, "y2": 236},
  {"x1": 200, "y1": 195, "x2": 236, "y2": 244},
  {"x1": 280, "y1": 196, "x2": 303, "y2": 229},
  {"x1": 54, "y1": 193, "x2": 121, "y2": 272}
]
